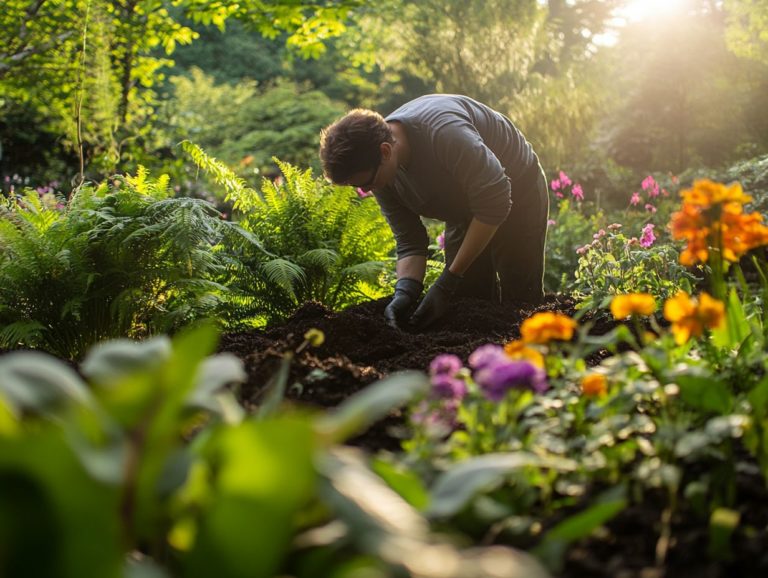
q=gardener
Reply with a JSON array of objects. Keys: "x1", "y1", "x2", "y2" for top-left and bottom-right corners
[{"x1": 319, "y1": 94, "x2": 549, "y2": 329}]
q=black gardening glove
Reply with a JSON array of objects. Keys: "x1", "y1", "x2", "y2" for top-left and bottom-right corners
[
  {"x1": 384, "y1": 277, "x2": 423, "y2": 329},
  {"x1": 409, "y1": 269, "x2": 462, "y2": 329}
]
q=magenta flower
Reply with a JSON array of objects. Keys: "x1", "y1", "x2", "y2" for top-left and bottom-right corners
[
  {"x1": 555, "y1": 191, "x2": 564, "y2": 199},
  {"x1": 642, "y1": 175, "x2": 660, "y2": 198},
  {"x1": 356, "y1": 187, "x2": 373, "y2": 198},
  {"x1": 571, "y1": 184, "x2": 584, "y2": 201},
  {"x1": 551, "y1": 178, "x2": 561, "y2": 191},
  {"x1": 640, "y1": 223, "x2": 656, "y2": 248},
  {"x1": 475, "y1": 360, "x2": 549, "y2": 401},
  {"x1": 430, "y1": 354, "x2": 462, "y2": 377},
  {"x1": 645, "y1": 203, "x2": 657, "y2": 214},
  {"x1": 630, "y1": 192, "x2": 641, "y2": 206},
  {"x1": 559, "y1": 171, "x2": 572, "y2": 187},
  {"x1": 547, "y1": 219, "x2": 556, "y2": 227},
  {"x1": 437, "y1": 231, "x2": 445, "y2": 250}
]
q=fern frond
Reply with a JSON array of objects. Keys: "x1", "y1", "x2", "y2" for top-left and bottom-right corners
[{"x1": 259, "y1": 258, "x2": 305, "y2": 300}]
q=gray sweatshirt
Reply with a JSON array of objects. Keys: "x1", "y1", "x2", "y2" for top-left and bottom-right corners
[{"x1": 375, "y1": 94, "x2": 538, "y2": 259}]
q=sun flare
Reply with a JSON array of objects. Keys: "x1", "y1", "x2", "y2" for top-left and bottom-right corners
[{"x1": 620, "y1": 0, "x2": 687, "y2": 22}]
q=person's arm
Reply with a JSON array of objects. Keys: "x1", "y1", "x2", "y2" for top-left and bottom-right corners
[
  {"x1": 396, "y1": 254, "x2": 427, "y2": 281},
  {"x1": 447, "y1": 218, "x2": 499, "y2": 275}
]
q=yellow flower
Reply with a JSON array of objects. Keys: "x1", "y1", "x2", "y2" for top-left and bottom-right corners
[
  {"x1": 663, "y1": 291, "x2": 725, "y2": 344},
  {"x1": 303, "y1": 328, "x2": 325, "y2": 347},
  {"x1": 610, "y1": 293, "x2": 657, "y2": 319},
  {"x1": 681, "y1": 179, "x2": 752, "y2": 208},
  {"x1": 520, "y1": 312, "x2": 577, "y2": 344},
  {"x1": 503, "y1": 339, "x2": 545, "y2": 368},
  {"x1": 581, "y1": 374, "x2": 608, "y2": 397}
]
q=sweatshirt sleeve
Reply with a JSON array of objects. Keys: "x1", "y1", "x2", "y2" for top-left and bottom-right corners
[
  {"x1": 374, "y1": 188, "x2": 429, "y2": 259},
  {"x1": 432, "y1": 120, "x2": 512, "y2": 225}
]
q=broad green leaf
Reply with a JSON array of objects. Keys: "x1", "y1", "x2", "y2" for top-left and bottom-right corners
[
  {"x1": 0, "y1": 428, "x2": 122, "y2": 578},
  {"x1": 371, "y1": 457, "x2": 430, "y2": 510},
  {"x1": 188, "y1": 353, "x2": 247, "y2": 416},
  {"x1": 712, "y1": 288, "x2": 751, "y2": 349},
  {"x1": 315, "y1": 371, "x2": 429, "y2": 444},
  {"x1": 256, "y1": 353, "x2": 293, "y2": 419},
  {"x1": 533, "y1": 485, "x2": 627, "y2": 572},
  {"x1": 0, "y1": 351, "x2": 92, "y2": 412},
  {"x1": 81, "y1": 336, "x2": 172, "y2": 385},
  {"x1": 426, "y1": 453, "x2": 576, "y2": 518},
  {"x1": 675, "y1": 375, "x2": 734, "y2": 414},
  {"x1": 184, "y1": 417, "x2": 316, "y2": 578}
]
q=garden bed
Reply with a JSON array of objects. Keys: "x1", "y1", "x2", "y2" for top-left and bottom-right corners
[{"x1": 220, "y1": 294, "x2": 768, "y2": 578}]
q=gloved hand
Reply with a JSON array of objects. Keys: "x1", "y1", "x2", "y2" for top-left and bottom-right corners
[
  {"x1": 410, "y1": 268, "x2": 462, "y2": 329},
  {"x1": 384, "y1": 277, "x2": 423, "y2": 329}
]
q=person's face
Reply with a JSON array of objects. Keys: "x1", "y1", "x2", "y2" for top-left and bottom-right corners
[{"x1": 347, "y1": 141, "x2": 397, "y2": 193}]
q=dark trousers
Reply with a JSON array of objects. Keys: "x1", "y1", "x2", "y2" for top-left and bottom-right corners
[{"x1": 444, "y1": 165, "x2": 549, "y2": 304}]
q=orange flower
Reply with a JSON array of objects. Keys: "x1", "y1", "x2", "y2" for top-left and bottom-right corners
[
  {"x1": 680, "y1": 179, "x2": 752, "y2": 208},
  {"x1": 581, "y1": 374, "x2": 608, "y2": 397},
  {"x1": 610, "y1": 293, "x2": 657, "y2": 319},
  {"x1": 663, "y1": 291, "x2": 725, "y2": 344},
  {"x1": 520, "y1": 312, "x2": 577, "y2": 344},
  {"x1": 503, "y1": 339, "x2": 545, "y2": 368},
  {"x1": 670, "y1": 181, "x2": 768, "y2": 266}
]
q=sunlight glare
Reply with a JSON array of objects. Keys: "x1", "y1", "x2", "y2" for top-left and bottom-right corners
[{"x1": 619, "y1": 0, "x2": 685, "y2": 22}]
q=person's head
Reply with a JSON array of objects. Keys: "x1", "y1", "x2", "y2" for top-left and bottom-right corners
[{"x1": 319, "y1": 109, "x2": 397, "y2": 191}]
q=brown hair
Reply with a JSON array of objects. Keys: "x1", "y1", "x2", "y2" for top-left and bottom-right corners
[{"x1": 319, "y1": 108, "x2": 394, "y2": 184}]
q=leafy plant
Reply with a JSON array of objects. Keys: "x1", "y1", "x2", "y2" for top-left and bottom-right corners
[
  {"x1": 0, "y1": 168, "x2": 261, "y2": 358},
  {"x1": 0, "y1": 324, "x2": 548, "y2": 578},
  {"x1": 183, "y1": 142, "x2": 395, "y2": 326}
]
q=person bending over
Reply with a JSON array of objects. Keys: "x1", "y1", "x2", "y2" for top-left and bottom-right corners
[{"x1": 319, "y1": 94, "x2": 549, "y2": 329}]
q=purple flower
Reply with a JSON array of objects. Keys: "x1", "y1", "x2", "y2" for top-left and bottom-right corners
[
  {"x1": 475, "y1": 360, "x2": 549, "y2": 401},
  {"x1": 429, "y1": 354, "x2": 463, "y2": 377},
  {"x1": 437, "y1": 231, "x2": 445, "y2": 250},
  {"x1": 468, "y1": 344, "x2": 507, "y2": 371},
  {"x1": 630, "y1": 192, "x2": 641, "y2": 206},
  {"x1": 640, "y1": 223, "x2": 656, "y2": 248},
  {"x1": 431, "y1": 373, "x2": 467, "y2": 400},
  {"x1": 571, "y1": 184, "x2": 584, "y2": 201},
  {"x1": 411, "y1": 399, "x2": 460, "y2": 434},
  {"x1": 356, "y1": 187, "x2": 373, "y2": 198}
]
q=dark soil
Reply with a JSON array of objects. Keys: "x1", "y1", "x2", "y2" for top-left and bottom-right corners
[{"x1": 219, "y1": 293, "x2": 579, "y2": 450}]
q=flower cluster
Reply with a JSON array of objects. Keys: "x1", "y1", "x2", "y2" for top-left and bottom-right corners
[
  {"x1": 469, "y1": 344, "x2": 548, "y2": 401},
  {"x1": 663, "y1": 290, "x2": 726, "y2": 345},
  {"x1": 670, "y1": 179, "x2": 768, "y2": 266},
  {"x1": 610, "y1": 293, "x2": 657, "y2": 319},
  {"x1": 551, "y1": 171, "x2": 584, "y2": 202},
  {"x1": 520, "y1": 311, "x2": 577, "y2": 344}
]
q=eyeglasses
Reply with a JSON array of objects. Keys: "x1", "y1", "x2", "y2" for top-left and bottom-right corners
[{"x1": 359, "y1": 161, "x2": 381, "y2": 192}]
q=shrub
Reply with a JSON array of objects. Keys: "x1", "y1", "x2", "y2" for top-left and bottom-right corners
[
  {"x1": 0, "y1": 168, "x2": 259, "y2": 358},
  {"x1": 183, "y1": 142, "x2": 395, "y2": 326}
]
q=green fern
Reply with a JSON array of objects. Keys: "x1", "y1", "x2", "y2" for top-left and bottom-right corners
[{"x1": 183, "y1": 144, "x2": 396, "y2": 323}]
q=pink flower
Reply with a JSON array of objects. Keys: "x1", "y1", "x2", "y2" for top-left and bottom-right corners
[
  {"x1": 547, "y1": 219, "x2": 556, "y2": 227},
  {"x1": 607, "y1": 223, "x2": 622, "y2": 230},
  {"x1": 593, "y1": 229, "x2": 606, "y2": 240},
  {"x1": 555, "y1": 191, "x2": 564, "y2": 199},
  {"x1": 559, "y1": 171, "x2": 572, "y2": 187},
  {"x1": 551, "y1": 179, "x2": 561, "y2": 191},
  {"x1": 640, "y1": 223, "x2": 656, "y2": 248},
  {"x1": 630, "y1": 192, "x2": 641, "y2": 206},
  {"x1": 356, "y1": 187, "x2": 373, "y2": 198},
  {"x1": 645, "y1": 203, "x2": 657, "y2": 214},
  {"x1": 571, "y1": 184, "x2": 584, "y2": 201},
  {"x1": 576, "y1": 246, "x2": 588, "y2": 255}
]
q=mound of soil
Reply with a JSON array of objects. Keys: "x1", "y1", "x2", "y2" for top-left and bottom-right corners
[{"x1": 220, "y1": 294, "x2": 579, "y2": 445}]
